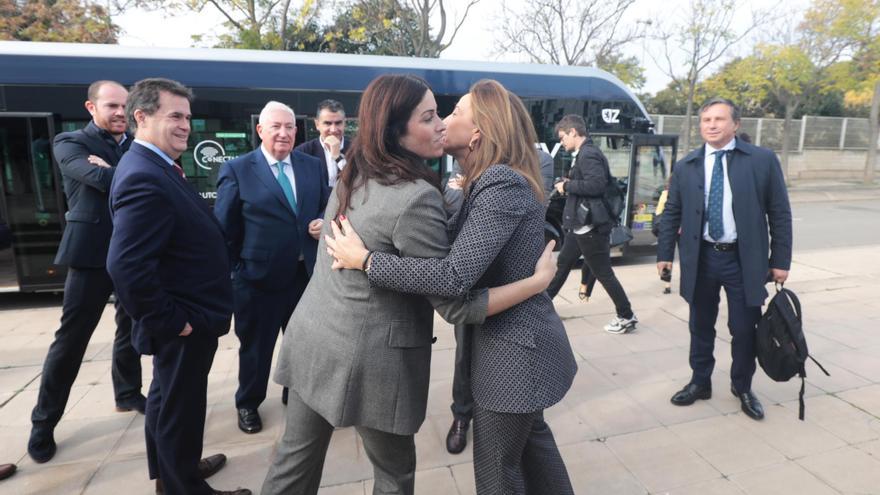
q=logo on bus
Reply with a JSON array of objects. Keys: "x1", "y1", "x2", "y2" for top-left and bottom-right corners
[
  {"x1": 194, "y1": 140, "x2": 233, "y2": 170},
  {"x1": 601, "y1": 109, "x2": 621, "y2": 124}
]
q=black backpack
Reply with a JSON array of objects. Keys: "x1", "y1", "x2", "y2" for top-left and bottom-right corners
[{"x1": 756, "y1": 285, "x2": 829, "y2": 420}]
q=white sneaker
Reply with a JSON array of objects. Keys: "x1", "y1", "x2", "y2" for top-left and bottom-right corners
[{"x1": 604, "y1": 314, "x2": 638, "y2": 334}]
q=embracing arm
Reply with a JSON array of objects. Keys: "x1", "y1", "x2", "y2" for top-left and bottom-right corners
[
  {"x1": 106, "y1": 174, "x2": 188, "y2": 340},
  {"x1": 213, "y1": 163, "x2": 243, "y2": 267},
  {"x1": 53, "y1": 133, "x2": 114, "y2": 192}
]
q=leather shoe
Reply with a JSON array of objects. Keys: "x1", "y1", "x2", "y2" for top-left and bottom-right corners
[
  {"x1": 0, "y1": 463, "x2": 16, "y2": 481},
  {"x1": 731, "y1": 387, "x2": 765, "y2": 420},
  {"x1": 27, "y1": 426, "x2": 56, "y2": 463},
  {"x1": 237, "y1": 408, "x2": 262, "y2": 434},
  {"x1": 670, "y1": 383, "x2": 712, "y2": 406},
  {"x1": 281, "y1": 387, "x2": 288, "y2": 406},
  {"x1": 211, "y1": 489, "x2": 251, "y2": 495},
  {"x1": 445, "y1": 418, "x2": 469, "y2": 454},
  {"x1": 116, "y1": 394, "x2": 147, "y2": 414},
  {"x1": 155, "y1": 454, "x2": 228, "y2": 492}
]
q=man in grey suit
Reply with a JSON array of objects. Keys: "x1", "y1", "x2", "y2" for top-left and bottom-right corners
[{"x1": 657, "y1": 97, "x2": 792, "y2": 420}]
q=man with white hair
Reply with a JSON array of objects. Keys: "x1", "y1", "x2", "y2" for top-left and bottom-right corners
[{"x1": 214, "y1": 101, "x2": 330, "y2": 433}]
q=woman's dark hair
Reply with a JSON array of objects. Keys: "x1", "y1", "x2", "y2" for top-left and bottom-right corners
[{"x1": 335, "y1": 74, "x2": 440, "y2": 216}]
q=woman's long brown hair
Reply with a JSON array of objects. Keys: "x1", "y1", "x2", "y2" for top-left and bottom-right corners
[
  {"x1": 335, "y1": 74, "x2": 441, "y2": 216},
  {"x1": 460, "y1": 79, "x2": 544, "y2": 202}
]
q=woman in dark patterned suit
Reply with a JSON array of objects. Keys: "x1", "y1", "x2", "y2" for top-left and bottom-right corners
[{"x1": 327, "y1": 80, "x2": 578, "y2": 494}]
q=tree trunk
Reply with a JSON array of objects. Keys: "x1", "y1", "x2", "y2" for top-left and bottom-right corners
[
  {"x1": 683, "y1": 79, "x2": 696, "y2": 152},
  {"x1": 865, "y1": 79, "x2": 880, "y2": 184},
  {"x1": 782, "y1": 101, "x2": 795, "y2": 184}
]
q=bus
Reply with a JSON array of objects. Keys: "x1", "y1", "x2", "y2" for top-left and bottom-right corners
[{"x1": 0, "y1": 41, "x2": 677, "y2": 292}]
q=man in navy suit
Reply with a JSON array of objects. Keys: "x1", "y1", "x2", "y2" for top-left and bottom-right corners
[
  {"x1": 293, "y1": 99, "x2": 348, "y2": 188},
  {"x1": 214, "y1": 101, "x2": 329, "y2": 434},
  {"x1": 657, "y1": 98, "x2": 792, "y2": 421},
  {"x1": 106, "y1": 78, "x2": 249, "y2": 495},
  {"x1": 29, "y1": 80, "x2": 145, "y2": 464}
]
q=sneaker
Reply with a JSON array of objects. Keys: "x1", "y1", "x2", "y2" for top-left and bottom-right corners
[{"x1": 604, "y1": 314, "x2": 637, "y2": 334}]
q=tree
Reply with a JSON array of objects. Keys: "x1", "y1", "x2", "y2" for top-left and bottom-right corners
[
  {"x1": 322, "y1": 0, "x2": 421, "y2": 55},
  {"x1": 0, "y1": 0, "x2": 119, "y2": 42},
  {"x1": 645, "y1": 80, "x2": 695, "y2": 115},
  {"x1": 495, "y1": 0, "x2": 644, "y2": 66},
  {"x1": 651, "y1": 0, "x2": 772, "y2": 151},
  {"x1": 594, "y1": 51, "x2": 646, "y2": 90}
]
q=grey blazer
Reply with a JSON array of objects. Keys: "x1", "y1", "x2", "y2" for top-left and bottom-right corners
[
  {"x1": 369, "y1": 165, "x2": 578, "y2": 414},
  {"x1": 274, "y1": 177, "x2": 488, "y2": 436}
]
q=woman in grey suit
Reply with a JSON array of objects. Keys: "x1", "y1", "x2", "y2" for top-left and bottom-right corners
[
  {"x1": 261, "y1": 75, "x2": 555, "y2": 495},
  {"x1": 328, "y1": 80, "x2": 578, "y2": 494}
]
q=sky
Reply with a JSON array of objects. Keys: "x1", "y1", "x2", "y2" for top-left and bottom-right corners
[{"x1": 116, "y1": 0, "x2": 812, "y2": 95}]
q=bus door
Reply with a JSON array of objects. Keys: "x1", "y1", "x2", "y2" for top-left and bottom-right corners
[
  {"x1": 0, "y1": 113, "x2": 66, "y2": 291},
  {"x1": 625, "y1": 134, "x2": 678, "y2": 251}
]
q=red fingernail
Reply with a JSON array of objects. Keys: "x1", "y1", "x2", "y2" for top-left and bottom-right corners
[{"x1": 340, "y1": 214, "x2": 346, "y2": 220}]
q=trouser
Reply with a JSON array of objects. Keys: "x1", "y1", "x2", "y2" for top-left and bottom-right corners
[
  {"x1": 450, "y1": 324, "x2": 474, "y2": 422},
  {"x1": 472, "y1": 406, "x2": 573, "y2": 495},
  {"x1": 261, "y1": 390, "x2": 416, "y2": 495},
  {"x1": 233, "y1": 264, "x2": 308, "y2": 410},
  {"x1": 547, "y1": 232, "x2": 596, "y2": 298},
  {"x1": 574, "y1": 230, "x2": 633, "y2": 318},
  {"x1": 31, "y1": 266, "x2": 141, "y2": 429},
  {"x1": 688, "y1": 243, "x2": 763, "y2": 393},
  {"x1": 145, "y1": 333, "x2": 218, "y2": 495}
]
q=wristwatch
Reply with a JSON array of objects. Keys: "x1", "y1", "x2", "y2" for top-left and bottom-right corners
[{"x1": 334, "y1": 153, "x2": 345, "y2": 164}]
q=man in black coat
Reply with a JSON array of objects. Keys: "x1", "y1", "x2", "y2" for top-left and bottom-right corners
[
  {"x1": 550, "y1": 114, "x2": 636, "y2": 334},
  {"x1": 293, "y1": 99, "x2": 348, "y2": 188},
  {"x1": 28, "y1": 80, "x2": 144, "y2": 464},
  {"x1": 657, "y1": 98, "x2": 792, "y2": 420},
  {"x1": 107, "y1": 78, "x2": 248, "y2": 495}
]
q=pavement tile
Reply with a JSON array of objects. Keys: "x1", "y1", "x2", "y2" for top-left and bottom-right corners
[
  {"x1": 667, "y1": 415, "x2": 786, "y2": 475},
  {"x1": 733, "y1": 403, "x2": 847, "y2": 459},
  {"x1": 591, "y1": 352, "x2": 673, "y2": 389},
  {"x1": 0, "y1": 460, "x2": 101, "y2": 495},
  {"x1": 412, "y1": 466, "x2": 460, "y2": 495},
  {"x1": 569, "y1": 331, "x2": 633, "y2": 361},
  {"x1": 821, "y1": 349, "x2": 880, "y2": 382},
  {"x1": 82, "y1": 456, "x2": 153, "y2": 495},
  {"x1": 804, "y1": 360, "x2": 872, "y2": 394},
  {"x1": 449, "y1": 462, "x2": 476, "y2": 495},
  {"x1": 662, "y1": 477, "x2": 746, "y2": 495},
  {"x1": 730, "y1": 461, "x2": 838, "y2": 495},
  {"x1": 797, "y1": 445, "x2": 880, "y2": 493},
  {"x1": 780, "y1": 394, "x2": 880, "y2": 444},
  {"x1": 0, "y1": 364, "x2": 41, "y2": 393},
  {"x1": 319, "y1": 481, "x2": 366, "y2": 494},
  {"x1": 605, "y1": 426, "x2": 720, "y2": 493},
  {"x1": 837, "y1": 384, "x2": 880, "y2": 415},
  {"x1": 625, "y1": 379, "x2": 719, "y2": 427},
  {"x1": 572, "y1": 388, "x2": 662, "y2": 438},
  {"x1": 560, "y1": 440, "x2": 648, "y2": 494}
]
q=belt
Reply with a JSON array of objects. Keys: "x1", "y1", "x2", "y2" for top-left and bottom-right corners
[{"x1": 702, "y1": 240, "x2": 737, "y2": 252}]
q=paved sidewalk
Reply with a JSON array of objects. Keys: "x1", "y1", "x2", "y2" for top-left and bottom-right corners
[{"x1": 2, "y1": 244, "x2": 880, "y2": 494}]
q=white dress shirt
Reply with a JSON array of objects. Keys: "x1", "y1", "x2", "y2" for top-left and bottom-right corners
[
  {"x1": 260, "y1": 145, "x2": 297, "y2": 204},
  {"x1": 320, "y1": 136, "x2": 346, "y2": 187},
  {"x1": 703, "y1": 138, "x2": 737, "y2": 243}
]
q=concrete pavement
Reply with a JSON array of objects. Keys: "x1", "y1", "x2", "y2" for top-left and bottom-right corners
[{"x1": 1, "y1": 187, "x2": 880, "y2": 493}]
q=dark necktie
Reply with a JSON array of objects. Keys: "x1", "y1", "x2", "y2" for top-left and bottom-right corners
[
  {"x1": 172, "y1": 163, "x2": 186, "y2": 179},
  {"x1": 276, "y1": 162, "x2": 298, "y2": 214},
  {"x1": 707, "y1": 150, "x2": 725, "y2": 241}
]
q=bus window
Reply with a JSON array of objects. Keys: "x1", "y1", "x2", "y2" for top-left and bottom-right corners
[
  {"x1": 0, "y1": 115, "x2": 65, "y2": 291},
  {"x1": 628, "y1": 134, "x2": 678, "y2": 248}
]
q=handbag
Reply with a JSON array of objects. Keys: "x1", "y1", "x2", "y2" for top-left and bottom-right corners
[{"x1": 609, "y1": 224, "x2": 633, "y2": 247}]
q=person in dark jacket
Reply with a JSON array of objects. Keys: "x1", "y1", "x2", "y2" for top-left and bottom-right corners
[
  {"x1": 28, "y1": 80, "x2": 145, "y2": 465},
  {"x1": 549, "y1": 114, "x2": 637, "y2": 334},
  {"x1": 657, "y1": 98, "x2": 792, "y2": 421}
]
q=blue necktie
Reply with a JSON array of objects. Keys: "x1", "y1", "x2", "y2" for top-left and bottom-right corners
[
  {"x1": 707, "y1": 150, "x2": 725, "y2": 241},
  {"x1": 276, "y1": 162, "x2": 297, "y2": 215}
]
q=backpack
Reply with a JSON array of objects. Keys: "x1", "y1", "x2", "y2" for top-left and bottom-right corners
[
  {"x1": 756, "y1": 285, "x2": 829, "y2": 420},
  {"x1": 589, "y1": 153, "x2": 626, "y2": 226}
]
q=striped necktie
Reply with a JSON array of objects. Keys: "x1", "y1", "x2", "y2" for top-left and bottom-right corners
[
  {"x1": 275, "y1": 162, "x2": 297, "y2": 215},
  {"x1": 707, "y1": 150, "x2": 725, "y2": 241}
]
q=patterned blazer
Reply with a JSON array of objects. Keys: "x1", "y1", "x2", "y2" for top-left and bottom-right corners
[
  {"x1": 369, "y1": 165, "x2": 578, "y2": 414},
  {"x1": 274, "y1": 178, "x2": 488, "y2": 435}
]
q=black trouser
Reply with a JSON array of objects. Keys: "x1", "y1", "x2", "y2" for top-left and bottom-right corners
[
  {"x1": 472, "y1": 407, "x2": 573, "y2": 495},
  {"x1": 31, "y1": 266, "x2": 141, "y2": 429},
  {"x1": 233, "y1": 263, "x2": 308, "y2": 410},
  {"x1": 146, "y1": 332, "x2": 217, "y2": 495},
  {"x1": 547, "y1": 231, "x2": 596, "y2": 298},
  {"x1": 450, "y1": 324, "x2": 474, "y2": 422},
  {"x1": 689, "y1": 243, "x2": 762, "y2": 393}
]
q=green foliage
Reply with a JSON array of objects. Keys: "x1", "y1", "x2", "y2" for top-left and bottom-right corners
[
  {"x1": 594, "y1": 52, "x2": 646, "y2": 90},
  {"x1": 0, "y1": 0, "x2": 119, "y2": 42},
  {"x1": 321, "y1": 0, "x2": 420, "y2": 55},
  {"x1": 645, "y1": 80, "x2": 699, "y2": 115}
]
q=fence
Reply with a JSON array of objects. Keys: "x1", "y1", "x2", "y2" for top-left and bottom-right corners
[{"x1": 650, "y1": 114, "x2": 880, "y2": 152}]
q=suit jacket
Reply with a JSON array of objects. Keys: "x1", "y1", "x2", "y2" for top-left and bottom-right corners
[
  {"x1": 274, "y1": 179, "x2": 488, "y2": 436},
  {"x1": 53, "y1": 121, "x2": 131, "y2": 268},
  {"x1": 656, "y1": 139, "x2": 792, "y2": 307},
  {"x1": 106, "y1": 142, "x2": 233, "y2": 355},
  {"x1": 561, "y1": 141, "x2": 613, "y2": 233},
  {"x1": 213, "y1": 148, "x2": 329, "y2": 291},
  {"x1": 368, "y1": 165, "x2": 578, "y2": 414},
  {"x1": 294, "y1": 137, "x2": 348, "y2": 187}
]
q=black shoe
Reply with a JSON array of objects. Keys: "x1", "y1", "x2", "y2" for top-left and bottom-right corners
[
  {"x1": 156, "y1": 453, "x2": 228, "y2": 492},
  {"x1": 211, "y1": 489, "x2": 251, "y2": 495},
  {"x1": 731, "y1": 387, "x2": 765, "y2": 420},
  {"x1": 670, "y1": 383, "x2": 712, "y2": 406},
  {"x1": 281, "y1": 387, "x2": 288, "y2": 406},
  {"x1": 27, "y1": 426, "x2": 56, "y2": 463},
  {"x1": 116, "y1": 394, "x2": 147, "y2": 414},
  {"x1": 445, "y1": 418, "x2": 469, "y2": 454},
  {"x1": 0, "y1": 463, "x2": 16, "y2": 480},
  {"x1": 237, "y1": 408, "x2": 262, "y2": 434}
]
